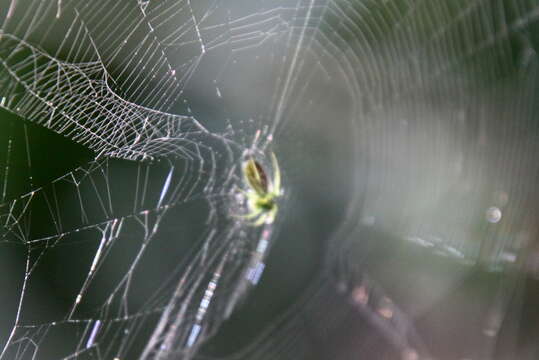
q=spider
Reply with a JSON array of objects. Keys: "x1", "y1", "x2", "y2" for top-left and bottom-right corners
[{"x1": 239, "y1": 152, "x2": 282, "y2": 226}]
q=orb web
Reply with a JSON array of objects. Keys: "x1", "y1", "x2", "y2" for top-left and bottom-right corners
[{"x1": 1, "y1": 0, "x2": 539, "y2": 359}]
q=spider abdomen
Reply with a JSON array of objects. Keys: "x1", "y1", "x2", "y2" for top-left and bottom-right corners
[
  {"x1": 240, "y1": 152, "x2": 281, "y2": 226},
  {"x1": 256, "y1": 196, "x2": 275, "y2": 211}
]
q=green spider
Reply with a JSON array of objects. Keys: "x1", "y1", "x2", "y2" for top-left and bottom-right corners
[{"x1": 240, "y1": 152, "x2": 282, "y2": 226}]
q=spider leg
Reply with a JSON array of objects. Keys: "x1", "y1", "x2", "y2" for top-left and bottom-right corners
[
  {"x1": 236, "y1": 207, "x2": 263, "y2": 220},
  {"x1": 252, "y1": 212, "x2": 268, "y2": 227},
  {"x1": 252, "y1": 205, "x2": 278, "y2": 226},
  {"x1": 270, "y1": 152, "x2": 281, "y2": 194},
  {"x1": 266, "y1": 205, "x2": 277, "y2": 224}
]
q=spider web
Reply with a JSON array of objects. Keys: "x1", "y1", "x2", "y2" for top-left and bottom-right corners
[{"x1": 1, "y1": 0, "x2": 539, "y2": 359}]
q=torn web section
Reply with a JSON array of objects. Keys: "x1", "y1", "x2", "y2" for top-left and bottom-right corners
[
  {"x1": 0, "y1": 42, "x2": 243, "y2": 355},
  {"x1": 0, "y1": 110, "x2": 95, "y2": 360},
  {"x1": 0, "y1": 91, "x2": 272, "y2": 359},
  {"x1": 0, "y1": 132, "x2": 252, "y2": 360}
]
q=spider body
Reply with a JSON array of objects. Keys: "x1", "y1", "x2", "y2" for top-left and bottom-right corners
[{"x1": 241, "y1": 153, "x2": 281, "y2": 226}]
